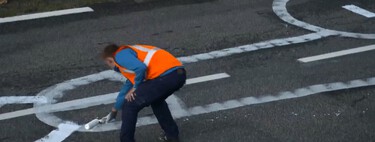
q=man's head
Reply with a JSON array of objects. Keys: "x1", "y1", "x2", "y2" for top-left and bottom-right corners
[{"x1": 101, "y1": 44, "x2": 120, "y2": 69}]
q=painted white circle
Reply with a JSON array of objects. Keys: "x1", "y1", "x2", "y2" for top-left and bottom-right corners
[
  {"x1": 273, "y1": 0, "x2": 375, "y2": 39},
  {"x1": 33, "y1": 70, "x2": 127, "y2": 132},
  {"x1": 33, "y1": 70, "x2": 187, "y2": 132}
]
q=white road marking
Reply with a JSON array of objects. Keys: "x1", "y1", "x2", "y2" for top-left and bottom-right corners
[
  {"x1": 0, "y1": 7, "x2": 94, "y2": 24},
  {"x1": 273, "y1": 0, "x2": 375, "y2": 39},
  {"x1": 0, "y1": 96, "x2": 48, "y2": 107},
  {"x1": 35, "y1": 121, "x2": 80, "y2": 142},
  {"x1": 186, "y1": 73, "x2": 230, "y2": 84},
  {"x1": 0, "y1": 31, "x2": 343, "y2": 122},
  {"x1": 30, "y1": 68, "x2": 375, "y2": 133},
  {"x1": 1, "y1": 0, "x2": 374, "y2": 141},
  {"x1": 129, "y1": 77, "x2": 375, "y2": 128},
  {"x1": 0, "y1": 73, "x2": 230, "y2": 121},
  {"x1": 166, "y1": 95, "x2": 190, "y2": 119},
  {"x1": 342, "y1": 5, "x2": 375, "y2": 18},
  {"x1": 178, "y1": 32, "x2": 329, "y2": 64},
  {"x1": 298, "y1": 44, "x2": 375, "y2": 63}
]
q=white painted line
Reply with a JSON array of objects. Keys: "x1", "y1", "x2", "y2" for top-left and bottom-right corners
[
  {"x1": 0, "y1": 108, "x2": 35, "y2": 120},
  {"x1": 134, "y1": 77, "x2": 375, "y2": 127},
  {"x1": 62, "y1": 76, "x2": 375, "y2": 131},
  {"x1": 177, "y1": 32, "x2": 329, "y2": 64},
  {"x1": 35, "y1": 122, "x2": 80, "y2": 142},
  {"x1": 0, "y1": 96, "x2": 47, "y2": 107},
  {"x1": 166, "y1": 95, "x2": 190, "y2": 118},
  {"x1": 298, "y1": 44, "x2": 375, "y2": 63},
  {"x1": 0, "y1": 7, "x2": 94, "y2": 24},
  {"x1": 343, "y1": 5, "x2": 375, "y2": 18},
  {"x1": 0, "y1": 73, "x2": 230, "y2": 121},
  {"x1": 186, "y1": 73, "x2": 230, "y2": 84}
]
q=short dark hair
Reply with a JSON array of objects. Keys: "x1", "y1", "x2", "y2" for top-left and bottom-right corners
[{"x1": 101, "y1": 44, "x2": 120, "y2": 58}]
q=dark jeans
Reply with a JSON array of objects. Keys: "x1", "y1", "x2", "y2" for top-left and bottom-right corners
[{"x1": 121, "y1": 68, "x2": 186, "y2": 142}]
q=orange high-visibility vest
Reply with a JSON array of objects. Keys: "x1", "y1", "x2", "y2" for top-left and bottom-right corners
[{"x1": 114, "y1": 45, "x2": 183, "y2": 85}]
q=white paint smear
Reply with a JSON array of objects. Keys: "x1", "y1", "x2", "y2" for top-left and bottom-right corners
[
  {"x1": 0, "y1": 73, "x2": 230, "y2": 121},
  {"x1": 0, "y1": 96, "x2": 48, "y2": 106},
  {"x1": 0, "y1": 7, "x2": 94, "y2": 24},
  {"x1": 298, "y1": 44, "x2": 375, "y2": 62},
  {"x1": 35, "y1": 122, "x2": 80, "y2": 142},
  {"x1": 343, "y1": 5, "x2": 375, "y2": 18}
]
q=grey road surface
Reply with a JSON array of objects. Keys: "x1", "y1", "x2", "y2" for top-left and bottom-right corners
[{"x1": 0, "y1": 0, "x2": 374, "y2": 141}]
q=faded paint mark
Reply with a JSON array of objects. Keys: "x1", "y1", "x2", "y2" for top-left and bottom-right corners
[
  {"x1": 0, "y1": 96, "x2": 48, "y2": 107},
  {"x1": 35, "y1": 121, "x2": 80, "y2": 142}
]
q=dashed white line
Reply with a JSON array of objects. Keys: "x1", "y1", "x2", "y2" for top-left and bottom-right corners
[
  {"x1": 134, "y1": 77, "x2": 375, "y2": 127},
  {"x1": 177, "y1": 32, "x2": 329, "y2": 64},
  {"x1": 298, "y1": 44, "x2": 375, "y2": 63},
  {"x1": 186, "y1": 73, "x2": 230, "y2": 84},
  {"x1": 0, "y1": 7, "x2": 94, "y2": 24},
  {"x1": 343, "y1": 5, "x2": 375, "y2": 18}
]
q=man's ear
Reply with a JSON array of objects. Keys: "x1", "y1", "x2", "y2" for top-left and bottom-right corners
[{"x1": 107, "y1": 57, "x2": 115, "y2": 63}]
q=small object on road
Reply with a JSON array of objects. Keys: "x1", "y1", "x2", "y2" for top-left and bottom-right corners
[
  {"x1": 84, "y1": 116, "x2": 109, "y2": 130},
  {"x1": 84, "y1": 118, "x2": 101, "y2": 130}
]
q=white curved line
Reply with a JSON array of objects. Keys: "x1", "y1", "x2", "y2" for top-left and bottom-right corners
[
  {"x1": 33, "y1": 72, "x2": 230, "y2": 132},
  {"x1": 272, "y1": 0, "x2": 375, "y2": 39}
]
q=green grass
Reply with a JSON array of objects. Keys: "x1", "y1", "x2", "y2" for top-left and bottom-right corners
[{"x1": 0, "y1": 0, "x2": 121, "y2": 17}]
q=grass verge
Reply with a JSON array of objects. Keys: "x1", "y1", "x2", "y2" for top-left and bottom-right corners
[{"x1": 0, "y1": 0, "x2": 122, "y2": 17}]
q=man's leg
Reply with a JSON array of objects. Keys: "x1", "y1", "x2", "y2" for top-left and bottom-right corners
[
  {"x1": 151, "y1": 100, "x2": 179, "y2": 139},
  {"x1": 120, "y1": 101, "x2": 144, "y2": 142},
  {"x1": 124, "y1": 68, "x2": 186, "y2": 141}
]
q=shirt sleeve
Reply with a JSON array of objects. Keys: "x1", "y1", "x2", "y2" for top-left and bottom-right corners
[
  {"x1": 115, "y1": 49, "x2": 147, "y2": 89},
  {"x1": 114, "y1": 80, "x2": 133, "y2": 110}
]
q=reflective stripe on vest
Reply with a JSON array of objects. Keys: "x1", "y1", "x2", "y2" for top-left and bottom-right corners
[
  {"x1": 114, "y1": 44, "x2": 183, "y2": 84},
  {"x1": 131, "y1": 45, "x2": 159, "y2": 67},
  {"x1": 119, "y1": 45, "x2": 159, "y2": 74},
  {"x1": 122, "y1": 69, "x2": 135, "y2": 74}
]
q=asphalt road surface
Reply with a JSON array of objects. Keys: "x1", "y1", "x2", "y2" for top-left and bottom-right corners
[{"x1": 0, "y1": 0, "x2": 375, "y2": 141}]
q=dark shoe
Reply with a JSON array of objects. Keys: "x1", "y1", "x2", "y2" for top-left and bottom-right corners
[{"x1": 159, "y1": 132, "x2": 180, "y2": 142}]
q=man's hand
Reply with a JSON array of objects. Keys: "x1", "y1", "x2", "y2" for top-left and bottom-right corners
[
  {"x1": 105, "y1": 109, "x2": 117, "y2": 123},
  {"x1": 125, "y1": 88, "x2": 136, "y2": 102}
]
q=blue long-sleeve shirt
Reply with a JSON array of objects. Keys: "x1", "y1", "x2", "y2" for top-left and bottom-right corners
[
  {"x1": 115, "y1": 49, "x2": 147, "y2": 89},
  {"x1": 113, "y1": 48, "x2": 183, "y2": 110},
  {"x1": 113, "y1": 49, "x2": 145, "y2": 110}
]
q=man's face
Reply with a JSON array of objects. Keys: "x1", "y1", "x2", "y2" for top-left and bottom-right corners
[{"x1": 104, "y1": 57, "x2": 115, "y2": 69}]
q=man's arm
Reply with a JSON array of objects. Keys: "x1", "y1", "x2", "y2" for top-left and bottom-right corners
[
  {"x1": 115, "y1": 49, "x2": 147, "y2": 89},
  {"x1": 114, "y1": 80, "x2": 133, "y2": 110}
]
